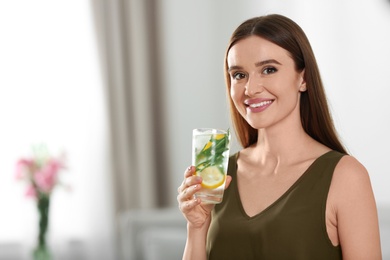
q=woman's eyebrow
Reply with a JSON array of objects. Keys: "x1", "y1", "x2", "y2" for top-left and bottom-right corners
[
  {"x1": 228, "y1": 59, "x2": 282, "y2": 72},
  {"x1": 255, "y1": 59, "x2": 282, "y2": 67},
  {"x1": 227, "y1": 65, "x2": 242, "y2": 72}
]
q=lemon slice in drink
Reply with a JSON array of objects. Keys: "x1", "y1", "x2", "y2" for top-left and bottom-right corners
[
  {"x1": 198, "y1": 166, "x2": 225, "y2": 189},
  {"x1": 214, "y1": 134, "x2": 225, "y2": 140}
]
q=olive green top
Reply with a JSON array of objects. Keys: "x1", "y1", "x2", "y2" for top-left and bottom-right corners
[{"x1": 207, "y1": 150, "x2": 344, "y2": 260}]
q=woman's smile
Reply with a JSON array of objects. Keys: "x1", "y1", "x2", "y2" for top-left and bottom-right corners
[{"x1": 244, "y1": 98, "x2": 274, "y2": 113}]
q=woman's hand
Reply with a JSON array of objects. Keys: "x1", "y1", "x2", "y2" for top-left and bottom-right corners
[
  {"x1": 177, "y1": 166, "x2": 213, "y2": 228},
  {"x1": 177, "y1": 166, "x2": 231, "y2": 229}
]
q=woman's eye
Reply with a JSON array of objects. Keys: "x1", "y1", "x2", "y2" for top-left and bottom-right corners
[
  {"x1": 263, "y1": 67, "x2": 277, "y2": 75},
  {"x1": 232, "y1": 72, "x2": 246, "y2": 80}
]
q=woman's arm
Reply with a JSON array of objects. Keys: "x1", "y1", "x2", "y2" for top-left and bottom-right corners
[
  {"x1": 330, "y1": 155, "x2": 382, "y2": 260},
  {"x1": 177, "y1": 166, "x2": 213, "y2": 260},
  {"x1": 178, "y1": 166, "x2": 232, "y2": 260},
  {"x1": 182, "y1": 216, "x2": 211, "y2": 260}
]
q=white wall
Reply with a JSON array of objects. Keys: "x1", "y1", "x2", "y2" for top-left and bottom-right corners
[
  {"x1": 0, "y1": 1, "x2": 116, "y2": 259},
  {"x1": 158, "y1": 0, "x2": 390, "y2": 207}
]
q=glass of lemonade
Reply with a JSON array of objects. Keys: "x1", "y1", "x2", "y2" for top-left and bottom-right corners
[{"x1": 192, "y1": 128, "x2": 230, "y2": 204}]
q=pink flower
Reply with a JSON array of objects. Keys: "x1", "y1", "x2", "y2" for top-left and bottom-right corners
[
  {"x1": 34, "y1": 159, "x2": 62, "y2": 194},
  {"x1": 15, "y1": 158, "x2": 34, "y2": 180},
  {"x1": 15, "y1": 147, "x2": 68, "y2": 199},
  {"x1": 25, "y1": 185, "x2": 37, "y2": 198}
]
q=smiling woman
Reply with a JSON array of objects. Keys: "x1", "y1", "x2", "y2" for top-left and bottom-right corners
[
  {"x1": 177, "y1": 14, "x2": 382, "y2": 260},
  {"x1": 0, "y1": 1, "x2": 115, "y2": 260}
]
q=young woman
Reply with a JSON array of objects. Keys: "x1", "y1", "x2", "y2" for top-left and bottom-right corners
[{"x1": 177, "y1": 14, "x2": 382, "y2": 259}]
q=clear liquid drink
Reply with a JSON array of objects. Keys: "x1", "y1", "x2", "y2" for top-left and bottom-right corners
[{"x1": 192, "y1": 128, "x2": 230, "y2": 204}]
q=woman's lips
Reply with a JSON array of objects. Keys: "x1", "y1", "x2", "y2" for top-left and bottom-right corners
[{"x1": 244, "y1": 98, "x2": 274, "y2": 113}]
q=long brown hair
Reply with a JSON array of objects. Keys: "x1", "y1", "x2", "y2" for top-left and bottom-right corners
[{"x1": 225, "y1": 14, "x2": 347, "y2": 154}]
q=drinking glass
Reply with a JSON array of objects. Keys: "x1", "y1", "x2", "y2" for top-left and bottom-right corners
[{"x1": 192, "y1": 128, "x2": 230, "y2": 204}]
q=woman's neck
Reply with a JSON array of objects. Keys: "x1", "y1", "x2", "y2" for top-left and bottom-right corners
[{"x1": 251, "y1": 122, "x2": 317, "y2": 165}]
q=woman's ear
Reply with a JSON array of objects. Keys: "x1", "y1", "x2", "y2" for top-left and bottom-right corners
[
  {"x1": 299, "y1": 69, "x2": 307, "y2": 92},
  {"x1": 299, "y1": 82, "x2": 307, "y2": 92}
]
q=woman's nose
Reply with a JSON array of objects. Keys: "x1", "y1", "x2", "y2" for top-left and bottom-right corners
[{"x1": 245, "y1": 76, "x2": 264, "y2": 96}]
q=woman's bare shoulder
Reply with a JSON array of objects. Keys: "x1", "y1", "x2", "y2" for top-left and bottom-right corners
[
  {"x1": 327, "y1": 154, "x2": 376, "y2": 223},
  {"x1": 333, "y1": 154, "x2": 370, "y2": 183},
  {"x1": 330, "y1": 154, "x2": 372, "y2": 197}
]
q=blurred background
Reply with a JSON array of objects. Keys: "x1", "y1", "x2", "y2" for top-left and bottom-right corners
[{"x1": 0, "y1": 0, "x2": 389, "y2": 259}]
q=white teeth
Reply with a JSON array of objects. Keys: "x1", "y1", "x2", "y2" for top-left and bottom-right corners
[{"x1": 249, "y1": 100, "x2": 272, "y2": 108}]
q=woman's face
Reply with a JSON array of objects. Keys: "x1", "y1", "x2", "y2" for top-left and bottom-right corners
[{"x1": 227, "y1": 36, "x2": 306, "y2": 131}]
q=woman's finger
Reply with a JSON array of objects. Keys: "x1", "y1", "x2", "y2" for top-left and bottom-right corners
[
  {"x1": 178, "y1": 166, "x2": 201, "y2": 193},
  {"x1": 178, "y1": 183, "x2": 201, "y2": 201},
  {"x1": 179, "y1": 197, "x2": 200, "y2": 212},
  {"x1": 224, "y1": 175, "x2": 232, "y2": 190}
]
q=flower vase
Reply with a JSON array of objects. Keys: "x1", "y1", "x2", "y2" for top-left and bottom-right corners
[{"x1": 33, "y1": 195, "x2": 52, "y2": 260}]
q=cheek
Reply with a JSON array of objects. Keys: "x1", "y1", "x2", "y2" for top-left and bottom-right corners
[
  {"x1": 230, "y1": 85, "x2": 245, "y2": 113},
  {"x1": 230, "y1": 85, "x2": 240, "y2": 105}
]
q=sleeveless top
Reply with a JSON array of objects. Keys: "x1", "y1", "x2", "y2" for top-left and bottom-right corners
[{"x1": 206, "y1": 150, "x2": 344, "y2": 260}]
